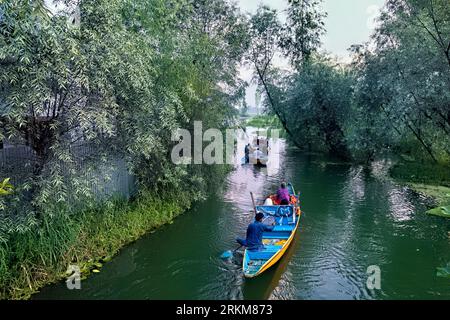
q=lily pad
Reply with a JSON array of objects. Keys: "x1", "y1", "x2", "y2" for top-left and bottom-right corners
[
  {"x1": 101, "y1": 255, "x2": 112, "y2": 262},
  {"x1": 427, "y1": 206, "x2": 450, "y2": 218},
  {"x1": 436, "y1": 265, "x2": 450, "y2": 278}
]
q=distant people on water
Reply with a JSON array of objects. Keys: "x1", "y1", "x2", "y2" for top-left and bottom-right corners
[
  {"x1": 254, "y1": 148, "x2": 264, "y2": 160},
  {"x1": 236, "y1": 212, "x2": 275, "y2": 251},
  {"x1": 277, "y1": 182, "x2": 290, "y2": 205},
  {"x1": 244, "y1": 143, "x2": 250, "y2": 164}
]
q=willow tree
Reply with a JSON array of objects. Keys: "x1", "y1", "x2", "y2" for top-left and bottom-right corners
[
  {"x1": 0, "y1": 0, "x2": 181, "y2": 222},
  {"x1": 280, "y1": 0, "x2": 327, "y2": 68},
  {"x1": 1, "y1": 1, "x2": 156, "y2": 215},
  {"x1": 120, "y1": 0, "x2": 250, "y2": 196},
  {"x1": 246, "y1": 1, "x2": 332, "y2": 150},
  {"x1": 0, "y1": 0, "x2": 250, "y2": 224},
  {"x1": 246, "y1": 5, "x2": 301, "y2": 148},
  {"x1": 356, "y1": 0, "x2": 450, "y2": 162}
]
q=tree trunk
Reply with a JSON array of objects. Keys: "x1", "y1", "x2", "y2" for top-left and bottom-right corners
[
  {"x1": 255, "y1": 67, "x2": 303, "y2": 149},
  {"x1": 22, "y1": 118, "x2": 56, "y2": 217},
  {"x1": 405, "y1": 121, "x2": 438, "y2": 163}
]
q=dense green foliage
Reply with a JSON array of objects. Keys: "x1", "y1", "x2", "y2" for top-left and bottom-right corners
[
  {"x1": 246, "y1": 115, "x2": 287, "y2": 139},
  {"x1": 246, "y1": 115, "x2": 282, "y2": 129},
  {"x1": 0, "y1": 0, "x2": 448, "y2": 299},
  {"x1": 280, "y1": 0, "x2": 326, "y2": 67},
  {"x1": 278, "y1": 58, "x2": 354, "y2": 158},
  {"x1": 0, "y1": 0, "x2": 247, "y2": 298},
  {"x1": 352, "y1": 0, "x2": 450, "y2": 163},
  {"x1": 0, "y1": 0, "x2": 247, "y2": 230},
  {"x1": 0, "y1": 178, "x2": 12, "y2": 196},
  {"x1": 0, "y1": 189, "x2": 192, "y2": 299},
  {"x1": 252, "y1": 0, "x2": 449, "y2": 167},
  {"x1": 0, "y1": 178, "x2": 13, "y2": 211},
  {"x1": 246, "y1": 2, "x2": 327, "y2": 150}
]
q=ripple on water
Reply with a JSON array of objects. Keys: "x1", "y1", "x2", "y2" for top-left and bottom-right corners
[
  {"x1": 33, "y1": 129, "x2": 450, "y2": 300},
  {"x1": 198, "y1": 258, "x2": 244, "y2": 300}
]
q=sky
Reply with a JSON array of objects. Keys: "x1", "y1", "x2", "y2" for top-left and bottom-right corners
[
  {"x1": 237, "y1": 0, "x2": 386, "y2": 108},
  {"x1": 237, "y1": 0, "x2": 385, "y2": 59}
]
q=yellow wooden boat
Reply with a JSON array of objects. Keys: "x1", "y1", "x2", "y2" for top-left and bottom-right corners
[{"x1": 242, "y1": 183, "x2": 301, "y2": 278}]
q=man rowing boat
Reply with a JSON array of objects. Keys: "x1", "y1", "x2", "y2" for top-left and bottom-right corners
[{"x1": 236, "y1": 212, "x2": 275, "y2": 251}]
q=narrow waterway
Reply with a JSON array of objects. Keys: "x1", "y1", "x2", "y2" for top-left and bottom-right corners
[{"x1": 35, "y1": 129, "x2": 450, "y2": 300}]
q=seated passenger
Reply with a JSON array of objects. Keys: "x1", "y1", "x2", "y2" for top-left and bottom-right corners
[
  {"x1": 276, "y1": 182, "x2": 290, "y2": 205},
  {"x1": 264, "y1": 196, "x2": 273, "y2": 206}
]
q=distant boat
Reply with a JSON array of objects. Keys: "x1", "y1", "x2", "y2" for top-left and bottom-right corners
[
  {"x1": 248, "y1": 136, "x2": 269, "y2": 166},
  {"x1": 248, "y1": 149, "x2": 268, "y2": 166},
  {"x1": 243, "y1": 183, "x2": 301, "y2": 278}
]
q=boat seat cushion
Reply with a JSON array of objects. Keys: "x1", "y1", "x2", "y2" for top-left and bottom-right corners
[
  {"x1": 256, "y1": 205, "x2": 294, "y2": 217},
  {"x1": 263, "y1": 245, "x2": 282, "y2": 251},
  {"x1": 247, "y1": 245, "x2": 282, "y2": 260},
  {"x1": 273, "y1": 225, "x2": 295, "y2": 232},
  {"x1": 263, "y1": 231, "x2": 291, "y2": 239}
]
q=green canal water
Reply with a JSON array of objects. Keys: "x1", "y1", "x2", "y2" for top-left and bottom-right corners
[{"x1": 34, "y1": 132, "x2": 450, "y2": 300}]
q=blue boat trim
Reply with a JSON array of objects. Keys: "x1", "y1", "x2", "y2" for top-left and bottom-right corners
[{"x1": 242, "y1": 183, "x2": 301, "y2": 278}]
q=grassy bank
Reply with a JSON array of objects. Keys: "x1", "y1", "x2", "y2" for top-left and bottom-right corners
[
  {"x1": 246, "y1": 115, "x2": 280, "y2": 128},
  {"x1": 247, "y1": 115, "x2": 284, "y2": 130},
  {"x1": 0, "y1": 190, "x2": 193, "y2": 300},
  {"x1": 246, "y1": 115, "x2": 287, "y2": 138},
  {"x1": 390, "y1": 160, "x2": 450, "y2": 217},
  {"x1": 405, "y1": 183, "x2": 450, "y2": 218},
  {"x1": 389, "y1": 160, "x2": 450, "y2": 187}
]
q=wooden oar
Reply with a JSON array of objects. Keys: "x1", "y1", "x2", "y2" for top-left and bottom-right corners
[{"x1": 250, "y1": 191, "x2": 257, "y2": 214}]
